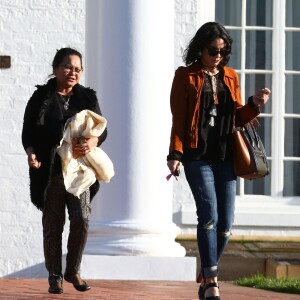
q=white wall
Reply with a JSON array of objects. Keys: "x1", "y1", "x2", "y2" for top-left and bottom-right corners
[
  {"x1": 0, "y1": 0, "x2": 86, "y2": 277},
  {"x1": 0, "y1": 0, "x2": 199, "y2": 278},
  {"x1": 1, "y1": 0, "x2": 297, "y2": 278}
]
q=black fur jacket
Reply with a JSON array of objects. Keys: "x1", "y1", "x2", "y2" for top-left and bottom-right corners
[{"x1": 22, "y1": 78, "x2": 107, "y2": 210}]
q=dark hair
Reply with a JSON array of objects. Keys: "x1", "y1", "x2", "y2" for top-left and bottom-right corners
[
  {"x1": 52, "y1": 47, "x2": 83, "y2": 71},
  {"x1": 183, "y1": 22, "x2": 233, "y2": 66}
]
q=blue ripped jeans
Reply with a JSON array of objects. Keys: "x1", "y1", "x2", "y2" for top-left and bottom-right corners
[{"x1": 183, "y1": 160, "x2": 236, "y2": 279}]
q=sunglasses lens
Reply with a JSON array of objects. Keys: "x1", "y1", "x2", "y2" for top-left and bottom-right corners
[
  {"x1": 220, "y1": 49, "x2": 228, "y2": 56},
  {"x1": 207, "y1": 47, "x2": 228, "y2": 57},
  {"x1": 208, "y1": 48, "x2": 218, "y2": 56}
]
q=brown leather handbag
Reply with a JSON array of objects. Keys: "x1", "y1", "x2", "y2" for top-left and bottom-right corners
[{"x1": 233, "y1": 120, "x2": 269, "y2": 180}]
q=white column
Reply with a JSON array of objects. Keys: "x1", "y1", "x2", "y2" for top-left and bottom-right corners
[
  {"x1": 197, "y1": 0, "x2": 215, "y2": 27},
  {"x1": 85, "y1": 0, "x2": 186, "y2": 257}
]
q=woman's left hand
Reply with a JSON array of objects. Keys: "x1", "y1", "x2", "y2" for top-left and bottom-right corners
[
  {"x1": 82, "y1": 137, "x2": 98, "y2": 154},
  {"x1": 72, "y1": 136, "x2": 99, "y2": 158},
  {"x1": 253, "y1": 88, "x2": 271, "y2": 106}
]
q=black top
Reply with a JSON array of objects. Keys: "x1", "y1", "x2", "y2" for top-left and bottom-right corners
[
  {"x1": 21, "y1": 78, "x2": 106, "y2": 210},
  {"x1": 182, "y1": 71, "x2": 234, "y2": 162}
]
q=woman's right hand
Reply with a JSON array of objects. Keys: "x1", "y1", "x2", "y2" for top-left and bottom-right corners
[
  {"x1": 27, "y1": 151, "x2": 41, "y2": 169},
  {"x1": 167, "y1": 160, "x2": 181, "y2": 175},
  {"x1": 72, "y1": 138, "x2": 82, "y2": 159}
]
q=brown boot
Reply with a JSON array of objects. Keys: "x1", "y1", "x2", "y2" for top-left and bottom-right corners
[
  {"x1": 48, "y1": 274, "x2": 63, "y2": 294},
  {"x1": 64, "y1": 273, "x2": 91, "y2": 292}
]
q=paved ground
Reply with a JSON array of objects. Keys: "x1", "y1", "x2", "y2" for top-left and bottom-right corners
[
  {"x1": 1, "y1": 241, "x2": 299, "y2": 299},
  {"x1": 0, "y1": 279, "x2": 300, "y2": 300}
]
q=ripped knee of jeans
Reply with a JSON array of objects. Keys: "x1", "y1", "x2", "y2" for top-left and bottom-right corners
[
  {"x1": 203, "y1": 220, "x2": 215, "y2": 230},
  {"x1": 218, "y1": 230, "x2": 231, "y2": 237}
]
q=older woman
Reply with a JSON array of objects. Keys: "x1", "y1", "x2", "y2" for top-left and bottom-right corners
[
  {"x1": 167, "y1": 22, "x2": 270, "y2": 300},
  {"x1": 22, "y1": 47, "x2": 107, "y2": 294}
]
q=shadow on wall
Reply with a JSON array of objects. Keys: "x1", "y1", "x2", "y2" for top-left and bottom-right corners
[{"x1": 3, "y1": 255, "x2": 67, "y2": 278}]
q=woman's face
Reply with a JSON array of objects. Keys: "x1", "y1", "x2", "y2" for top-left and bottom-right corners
[
  {"x1": 201, "y1": 38, "x2": 228, "y2": 68},
  {"x1": 54, "y1": 55, "x2": 83, "y2": 89}
]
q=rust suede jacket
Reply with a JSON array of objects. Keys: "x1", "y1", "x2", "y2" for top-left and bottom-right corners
[{"x1": 169, "y1": 62, "x2": 259, "y2": 156}]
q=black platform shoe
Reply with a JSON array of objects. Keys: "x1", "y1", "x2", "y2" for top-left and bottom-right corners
[
  {"x1": 197, "y1": 272, "x2": 205, "y2": 300},
  {"x1": 198, "y1": 285, "x2": 204, "y2": 300},
  {"x1": 48, "y1": 274, "x2": 63, "y2": 294},
  {"x1": 64, "y1": 273, "x2": 91, "y2": 292},
  {"x1": 204, "y1": 282, "x2": 220, "y2": 300}
]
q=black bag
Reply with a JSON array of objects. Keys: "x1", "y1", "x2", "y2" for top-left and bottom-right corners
[{"x1": 233, "y1": 121, "x2": 269, "y2": 180}]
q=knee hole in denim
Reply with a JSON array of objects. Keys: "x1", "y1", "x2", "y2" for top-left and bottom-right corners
[
  {"x1": 218, "y1": 231, "x2": 231, "y2": 237},
  {"x1": 203, "y1": 221, "x2": 215, "y2": 230}
]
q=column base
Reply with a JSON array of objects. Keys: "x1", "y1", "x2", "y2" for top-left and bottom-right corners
[
  {"x1": 81, "y1": 255, "x2": 197, "y2": 281},
  {"x1": 85, "y1": 221, "x2": 186, "y2": 256}
]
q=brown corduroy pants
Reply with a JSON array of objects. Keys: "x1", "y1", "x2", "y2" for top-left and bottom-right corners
[{"x1": 42, "y1": 161, "x2": 91, "y2": 277}]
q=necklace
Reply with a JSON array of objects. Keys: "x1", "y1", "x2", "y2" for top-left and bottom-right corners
[
  {"x1": 201, "y1": 63, "x2": 218, "y2": 74},
  {"x1": 203, "y1": 66, "x2": 217, "y2": 73},
  {"x1": 59, "y1": 94, "x2": 71, "y2": 110}
]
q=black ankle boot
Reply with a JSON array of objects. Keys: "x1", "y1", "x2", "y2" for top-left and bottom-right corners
[{"x1": 48, "y1": 274, "x2": 63, "y2": 294}]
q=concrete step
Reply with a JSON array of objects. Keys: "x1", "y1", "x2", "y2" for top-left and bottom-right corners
[
  {"x1": 178, "y1": 238, "x2": 300, "y2": 280},
  {"x1": 266, "y1": 259, "x2": 300, "y2": 279}
]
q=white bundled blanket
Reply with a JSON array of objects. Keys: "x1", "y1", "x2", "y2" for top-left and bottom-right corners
[{"x1": 57, "y1": 109, "x2": 114, "y2": 197}]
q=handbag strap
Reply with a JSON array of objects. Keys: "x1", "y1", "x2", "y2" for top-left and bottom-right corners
[{"x1": 248, "y1": 121, "x2": 262, "y2": 148}]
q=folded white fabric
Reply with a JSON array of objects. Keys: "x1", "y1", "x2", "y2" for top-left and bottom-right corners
[{"x1": 57, "y1": 109, "x2": 114, "y2": 197}]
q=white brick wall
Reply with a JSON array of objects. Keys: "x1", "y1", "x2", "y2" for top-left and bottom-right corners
[
  {"x1": 0, "y1": 0, "x2": 199, "y2": 277},
  {"x1": 3, "y1": 0, "x2": 297, "y2": 279},
  {"x1": 174, "y1": 0, "x2": 198, "y2": 68},
  {"x1": 0, "y1": 0, "x2": 85, "y2": 277}
]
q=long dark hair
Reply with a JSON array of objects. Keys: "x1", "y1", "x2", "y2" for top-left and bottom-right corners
[
  {"x1": 51, "y1": 47, "x2": 83, "y2": 73},
  {"x1": 183, "y1": 22, "x2": 233, "y2": 66}
]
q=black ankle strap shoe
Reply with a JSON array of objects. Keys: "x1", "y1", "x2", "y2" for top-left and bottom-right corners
[
  {"x1": 204, "y1": 282, "x2": 220, "y2": 300},
  {"x1": 198, "y1": 285, "x2": 204, "y2": 300}
]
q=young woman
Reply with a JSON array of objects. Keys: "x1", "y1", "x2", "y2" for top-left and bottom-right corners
[{"x1": 167, "y1": 22, "x2": 270, "y2": 300}]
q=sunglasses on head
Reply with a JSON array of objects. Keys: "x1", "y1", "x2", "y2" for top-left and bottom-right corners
[{"x1": 206, "y1": 46, "x2": 230, "y2": 57}]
